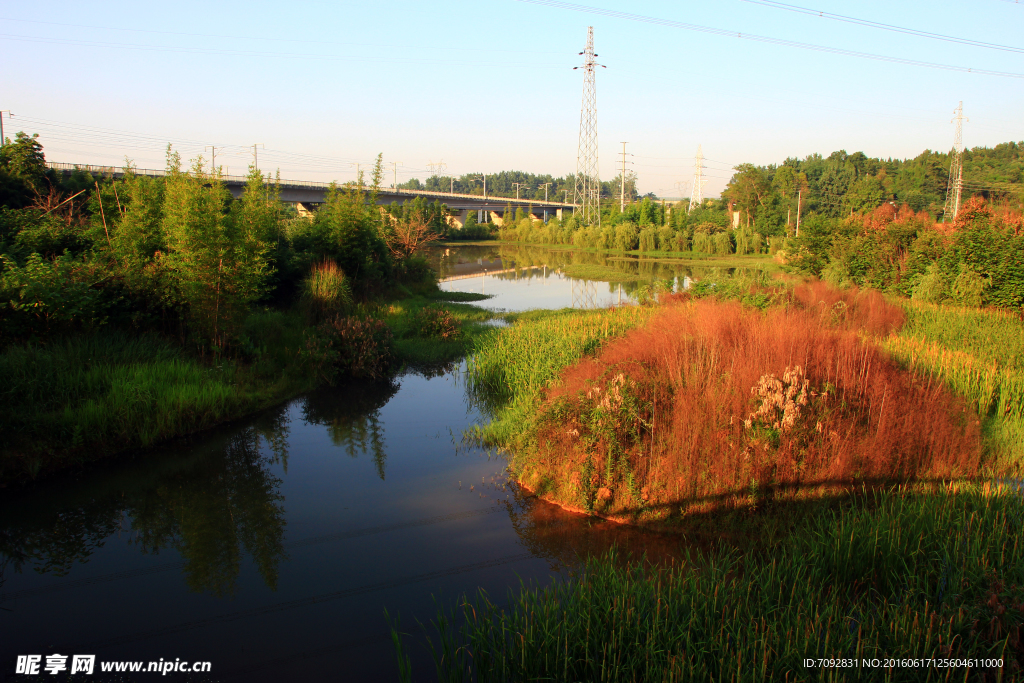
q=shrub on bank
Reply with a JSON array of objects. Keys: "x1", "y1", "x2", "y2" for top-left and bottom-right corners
[
  {"x1": 412, "y1": 305, "x2": 462, "y2": 341},
  {"x1": 303, "y1": 316, "x2": 395, "y2": 383},
  {"x1": 471, "y1": 284, "x2": 983, "y2": 519},
  {"x1": 300, "y1": 260, "x2": 352, "y2": 324}
]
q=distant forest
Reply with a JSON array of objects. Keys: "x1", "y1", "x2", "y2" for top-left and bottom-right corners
[
  {"x1": 398, "y1": 170, "x2": 641, "y2": 205},
  {"x1": 401, "y1": 142, "x2": 1024, "y2": 230}
]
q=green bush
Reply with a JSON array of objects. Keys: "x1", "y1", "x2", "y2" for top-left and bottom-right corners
[
  {"x1": 302, "y1": 316, "x2": 395, "y2": 383},
  {"x1": 412, "y1": 305, "x2": 462, "y2": 341}
]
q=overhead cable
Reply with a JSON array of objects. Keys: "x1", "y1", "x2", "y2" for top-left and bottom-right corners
[{"x1": 515, "y1": 0, "x2": 1024, "y2": 78}]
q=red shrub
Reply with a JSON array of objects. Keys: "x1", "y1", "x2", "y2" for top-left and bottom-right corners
[{"x1": 529, "y1": 297, "x2": 981, "y2": 518}]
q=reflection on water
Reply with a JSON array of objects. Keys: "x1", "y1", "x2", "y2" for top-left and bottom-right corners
[
  {"x1": 302, "y1": 380, "x2": 399, "y2": 481},
  {"x1": 428, "y1": 243, "x2": 764, "y2": 311},
  {"x1": 508, "y1": 488, "x2": 692, "y2": 571},
  {"x1": 1, "y1": 410, "x2": 289, "y2": 598},
  {"x1": 0, "y1": 247, "x2": 740, "y2": 681}
]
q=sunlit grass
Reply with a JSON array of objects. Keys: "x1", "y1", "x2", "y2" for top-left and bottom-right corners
[
  {"x1": 394, "y1": 483, "x2": 1024, "y2": 682},
  {"x1": 883, "y1": 301, "x2": 1024, "y2": 467}
]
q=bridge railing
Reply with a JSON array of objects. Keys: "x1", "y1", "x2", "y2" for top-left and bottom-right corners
[{"x1": 45, "y1": 162, "x2": 576, "y2": 207}]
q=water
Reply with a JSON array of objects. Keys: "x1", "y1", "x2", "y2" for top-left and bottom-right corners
[
  {"x1": 0, "y1": 245, "x2": 724, "y2": 682},
  {"x1": 429, "y1": 242, "x2": 760, "y2": 311}
]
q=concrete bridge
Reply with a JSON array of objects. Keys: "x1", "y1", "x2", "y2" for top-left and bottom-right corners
[{"x1": 47, "y1": 162, "x2": 573, "y2": 228}]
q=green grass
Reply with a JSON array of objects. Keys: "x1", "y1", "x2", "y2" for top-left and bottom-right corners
[
  {"x1": 0, "y1": 290, "x2": 500, "y2": 483},
  {"x1": 465, "y1": 306, "x2": 654, "y2": 448},
  {"x1": 882, "y1": 301, "x2": 1024, "y2": 469},
  {"x1": 426, "y1": 291, "x2": 495, "y2": 303},
  {"x1": 0, "y1": 327, "x2": 309, "y2": 482},
  {"x1": 378, "y1": 295, "x2": 499, "y2": 368},
  {"x1": 393, "y1": 484, "x2": 1024, "y2": 682}
]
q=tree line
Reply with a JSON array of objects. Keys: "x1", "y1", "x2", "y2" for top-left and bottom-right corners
[{"x1": 0, "y1": 132, "x2": 443, "y2": 351}]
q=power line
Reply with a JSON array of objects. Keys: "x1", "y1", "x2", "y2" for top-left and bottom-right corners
[
  {"x1": 741, "y1": 0, "x2": 1024, "y2": 55},
  {"x1": 516, "y1": 0, "x2": 1024, "y2": 79}
]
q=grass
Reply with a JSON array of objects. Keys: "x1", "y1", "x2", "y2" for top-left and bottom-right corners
[
  {"x1": 0, "y1": 327, "x2": 308, "y2": 482},
  {"x1": 472, "y1": 285, "x2": 985, "y2": 521},
  {"x1": 393, "y1": 483, "x2": 1024, "y2": 682},
  {"x1": 465, "y1": 305, "x2": 655, "y2": 445},
  {"x1": 882, "y1": 301, "x2": 1024, "y2": 468},
  {"x1": 0, "y1": 289, "x2": 497, "y2": 484},
  {"x1": 378, "y1": 295, "x2": 499, "y2": 368}
]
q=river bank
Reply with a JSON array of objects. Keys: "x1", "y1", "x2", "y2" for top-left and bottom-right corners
[{"x1": 0, "y1": 290, "x2": 497, "y2": 486}]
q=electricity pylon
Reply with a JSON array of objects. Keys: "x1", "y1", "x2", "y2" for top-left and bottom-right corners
[
  {"x1": 688, "y1": 145, "x2": 707, "y2": 213},
  {"x1": 942, "y1": 102, "x2": 968, "y2": 222},
  {"x1": 573, "y1": 26, "x2": 605, "y2": 226}
]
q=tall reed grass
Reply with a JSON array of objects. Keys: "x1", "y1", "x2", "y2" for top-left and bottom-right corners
[
  {"x1": 394, "y1": 485, "x2": 1024, "y2": 682},
  {"x1": 883, "y1": 301, "x2": 1024, "y2": 467},
  {"x1": 300, "y1": 260, "x2": 352, "y2": 324}
]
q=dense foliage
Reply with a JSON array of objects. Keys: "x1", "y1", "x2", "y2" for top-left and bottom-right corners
[{"x1": 0, "y1": 135, "x2": 446, "y2": 351}]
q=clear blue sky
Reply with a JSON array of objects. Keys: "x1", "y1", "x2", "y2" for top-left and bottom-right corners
[{"x1": 3, "y1": 0, "x2": 1022, "y2": 197}]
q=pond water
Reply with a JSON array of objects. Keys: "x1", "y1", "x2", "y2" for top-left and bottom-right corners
[{"x1": 0, "y1": 245, "x2": 743, "y2": 682}]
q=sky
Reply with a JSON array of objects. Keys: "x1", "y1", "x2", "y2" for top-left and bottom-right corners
[{"x1": 2, "y1": 0, "x2": 1023, "y2": 198}]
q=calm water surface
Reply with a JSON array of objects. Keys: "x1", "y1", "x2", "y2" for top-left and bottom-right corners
[{"x1": 1, "y1": 245, "x2": 709, "y2": 682}]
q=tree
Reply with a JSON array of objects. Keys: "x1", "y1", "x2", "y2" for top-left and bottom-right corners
[
  {"x1": 725, "y1": 164, "x2": 770, "y2": 227},
  {"x1": 0, "y1": 132, "x2": 47, "y2": 189}
]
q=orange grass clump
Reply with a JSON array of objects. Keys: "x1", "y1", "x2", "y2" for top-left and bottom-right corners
[{"x1": 522, "y1": 288, "x2": 982, "y2": 520}]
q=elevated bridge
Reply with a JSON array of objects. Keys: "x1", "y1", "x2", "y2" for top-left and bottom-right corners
[{"x1": 48, "y1": 163, "x2": 574, "y2": 227}]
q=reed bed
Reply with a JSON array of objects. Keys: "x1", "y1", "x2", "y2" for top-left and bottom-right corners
[{"x1": 394, "y1": 485, "x2": 1024, "y2": 682}]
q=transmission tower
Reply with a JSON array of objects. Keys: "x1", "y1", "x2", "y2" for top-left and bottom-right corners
[
  {"x1": 688, "y1": 146, "x2": 707, "y2": 213},
  {"x1": 942, "y1": 102, "x2": 969, "y2": 222},
  {"x1": 573, "y1": 27, "x2": 605, "y2": 226}
]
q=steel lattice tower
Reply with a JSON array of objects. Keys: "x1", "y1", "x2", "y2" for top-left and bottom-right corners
[
  {"x1": 573, "y1": 27, "x2": 604, "y2": 226},
  {"x1": 688, "y1": 145, "x2": 707, "y2": 213},
  {"x1": 942, "y1": 102, "x2": 969, "y2": 222}
]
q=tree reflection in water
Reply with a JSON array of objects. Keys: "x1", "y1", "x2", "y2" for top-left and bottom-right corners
[
  {"x1": 300, "y1": 378, "x2": 399, "y2": 481},
  {"x1": 0, "y1": 406, "x2": 291, "y2": 597}
]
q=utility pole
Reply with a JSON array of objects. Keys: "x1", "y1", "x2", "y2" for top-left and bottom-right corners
[
  {"x1": 688, "y1": 146, "x2": 707, "y2": 213},
  {"x1": 618, "y1": 142, "x2": 632, "y2": 212},
  {"x1": 540, "y1": 182, "x2": 552, "y2": 201},
  {"x1": 512, "y1": 182, "x2": 530, "y2": 200},
  {"x1": 564, "y1": 189, "x2": 570, "y2": 204},
  {"x1": 391, "y1": 161, "x2": 403, "y2": 190},
  {"x1": 0, "y1": 111, "x2": 11, "y2": 147},
  {"x1": 796, "y1": 190, "x2": 802, "y2": 237},
  {"x1": 205, "y1": 146, "x2": 217, "y2": 173},
  {"x1": 573, "y1": 26, "x2": 606, "y2": 226},
  {"x1": 942, "y1": 101, "x2": 969, "y2": 222},
  {"x1": 251, "y1": 144, "x2": 264, "y2": 171},
  {"x1": 450, "y1": 177, "x2": 454, "y2": 193}
]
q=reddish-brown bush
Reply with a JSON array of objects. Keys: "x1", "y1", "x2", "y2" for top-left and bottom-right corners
[{"x1": 526, "y1": 296, "x2": 982, "y2": 519}]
